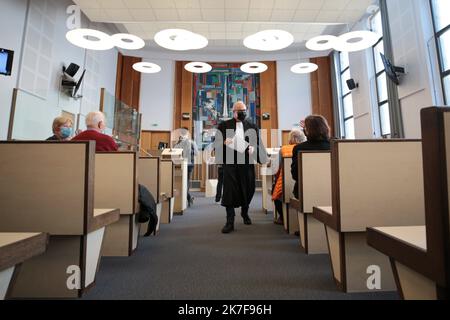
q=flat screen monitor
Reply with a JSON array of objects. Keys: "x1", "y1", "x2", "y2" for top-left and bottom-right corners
[
  {"x1": 380, "y1": 53, "x2": 401, "y2": 85},
  {"x1": 0, "y1": 48, "x2": 14, "y2": 76}
]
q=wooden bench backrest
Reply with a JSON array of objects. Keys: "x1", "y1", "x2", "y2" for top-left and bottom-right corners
[
  {"x1": 160, "y1": 160, "x2": 174, "y2": 198},
  {"x1": 94, "y1": 152, "x2": 138, "y2": 215},
  {"x1": 138, "y1": 157, "x2": 160, "y2": 203},
  {"x1": 421, "y1": 107, "x2": 450, "y2": 283},
  {"x1": 0, "y1": 142, "x2": 95, "y2": 235},
  {"x1": 299, "y1": 152, "x2": 332, "y2": 213},
  {"x1": 282, "y1": 157, "x2": 295, "y2": 203},
  {"x1": 334, "y1": 140, "x2": 425, "y2": 232}
]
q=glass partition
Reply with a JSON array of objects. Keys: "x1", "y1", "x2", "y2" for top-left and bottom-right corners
[
  {"x1": 100, "y1": 88, "x2": 141, "y2": 151},
  {"x1": 8, "y1": 88, "x2": 60, "y2": 140}
]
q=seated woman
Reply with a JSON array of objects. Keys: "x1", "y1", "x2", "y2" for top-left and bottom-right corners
[
  {"x1": 291, "y1": 115, "x2": 331, "y2": 199},
  {"x1": 46, "y1": 116, "x2": 73, "y2": 141},
  {"x1": 272, "y1": 129, "x2": 306, "y2": 225}
]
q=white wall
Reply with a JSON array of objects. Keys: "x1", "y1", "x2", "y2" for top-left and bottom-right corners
[
  {"x1": 0, "y1": 0, "x2": 118, "y2": 140},
  {"x1": 277, "y1": 59, "x2": 312, "y2": 130},
  {"x1": 0, "y1": 0, "x2": 28, "y2": 140},
  {"x1": 140, "y1": 59, "x2": 174, "y2": 131},
  {"x1": 387, "y1": 0, "x2": 435, "y2": 139}
]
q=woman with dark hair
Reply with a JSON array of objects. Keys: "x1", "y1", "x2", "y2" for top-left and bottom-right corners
[{"x1": 291, "y1": 115, "x2": 331, "y2": 198}]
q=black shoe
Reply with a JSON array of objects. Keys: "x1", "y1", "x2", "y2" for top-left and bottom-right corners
[
  {"x1": 222, "y1": 222, "x2": 234, "y2": 234},
  {"x1": 215, "y1": 196, "x2": 221, "y2": 203},
  {"x1": 242, "y1": 214, "x2": 252, "y2": 225}
]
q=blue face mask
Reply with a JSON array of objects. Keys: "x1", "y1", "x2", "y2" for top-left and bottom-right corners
[{"x1": 60, "y1": 127, "x2": 72, "y2": 139}]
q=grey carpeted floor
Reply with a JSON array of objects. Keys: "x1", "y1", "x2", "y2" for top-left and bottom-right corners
[{"x1": 83, "y1": 192, "x2": 399, "y2": 300}]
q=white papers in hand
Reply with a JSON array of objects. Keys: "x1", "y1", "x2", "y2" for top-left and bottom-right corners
[{"x1": 229, "y1": 134, "x2": 249, "y2": 153}]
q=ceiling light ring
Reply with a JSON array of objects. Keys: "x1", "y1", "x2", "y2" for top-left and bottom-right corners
[
  {"x1": 334, "y1": 31, "x2": 380, "y2": 52},
  {"x1": 133, "y1": 62, "x2": 161, "y2": 74},
  {"x1": 291, "y1": 63, "x2": 319, "y2": 74},
  {"x1": 66, "y1": 28, "x2": 115, "y2": 51},
  {"x1": 240, "y1": 62, "x2": 268, "y2": 74},
  {"x1": 111, "y1": 33, "x2": 145, "y2": 50},
  {"x1": 306, "y1": 35, "x2": 339, "y2": 51},
  {"x1": 185, "y1": 62, "x2": 212, "y2": 73},
  {"x1": 154, "y1": 29, "x2": 208, "y2": 51},
  {"x1": 244, "y1": 30, "x2": 294, "y2": 51}
]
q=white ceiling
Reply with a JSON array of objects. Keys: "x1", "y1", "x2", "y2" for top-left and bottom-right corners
[{"x1": 73, "y1": 0, "x2": 374, "y2": 52}]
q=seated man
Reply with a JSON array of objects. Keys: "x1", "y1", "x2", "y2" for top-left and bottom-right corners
[{"x1": 72, "y1": 111, "x2": 118, "y2": 152}]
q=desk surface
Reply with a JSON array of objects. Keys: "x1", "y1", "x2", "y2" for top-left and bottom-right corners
[
  {"x1": 89, "y1": 209, "x2": 120, "y2": 232},
  {"x1": 372, "y1": 226, "x2": 426, "y2": 251},
  {"x1": 0, "y1": 232, "x2": 48, "y2": 271},
  {"x1": 316, "y1": 206, "x2": 333, "y2": 216}
]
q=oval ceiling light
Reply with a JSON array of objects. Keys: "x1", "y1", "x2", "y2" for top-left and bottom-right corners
[
  {"x1": 185, "y1": 62, "x2": 212, "y2": 73},
  {"x1": 306, "y1": 35, "x2": 339, "y2": 51},
  {"x1": 291, "y1": 62, "x2": 318, "y2": 74},
  {"x1": 154, "y1": 29, "x2": 208, "y2": 51},
  {"x1": 132, "y1": 62, "x2": 161, "y2": 74},
  {"x1": 66, "y1": 28, "x2": 115, "y2": 50},
  {"x1": 243, "y1": 30, "x2": 294, "y2": 51},
  {"x1": 111, "y1": 33, "x2": 145, "y2": 50},
  {"x1": 240, "y1": 62, "x2": 268, "y2": 74},
  {"x1": 334, "y1": 31, "x2": 379, "y2": 52}
]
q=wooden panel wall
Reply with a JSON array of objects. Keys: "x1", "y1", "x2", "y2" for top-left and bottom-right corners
[
  {"x1": 140, "y1": 130, "x2": 171, "y2": 154},
  {"x1": 260, "y1": 61, "x2": 279, "y2": 148},
  {"x1": 310, "y1": 56, "x2": 335, "y2": 136},
  {"x1": 115, "y1": 52, "x2": 142, "y2": 111},
  {"x1": 173, "y1": 61, "x2": 193, "y2": 134}
]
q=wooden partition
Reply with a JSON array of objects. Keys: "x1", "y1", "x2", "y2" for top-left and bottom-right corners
[
  {"x1": 281, "y1": 156, "x2": 297, "y2": 234},
  {"x1": 140, "y1": 130, "x2": 171, "y2": 155},
  {"x1": 290, "y1": 151, "x2": 331, "y2": 254},
  {"x1": 138, "y1": 156, "x2": 162, "y2": 234},
  {"x1": 0, "y1": 142, "x2": 119, "y2": 298},
  {"x1": 261, "y1": 148, "x2": 280, "y2": 214},
  {"x1": 160, "y1": 160, "x2": 175, "y2": 224},
  {"x1": 313, "y1": 140, "x2": 424, "y2": 293},
  {"x1": 367, "y1": 107, "x2": 450, "y2": 300},
  {"x1": 0, "y1": 233, "x2": 48, "y2": 300},
  {"x1": 94, "y1": 152, "x2": 139, "y2": 257}
]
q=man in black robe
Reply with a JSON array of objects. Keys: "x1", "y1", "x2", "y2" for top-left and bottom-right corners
[{"x1": 215, "y1": 101, "x2": 268, "y2": 234}]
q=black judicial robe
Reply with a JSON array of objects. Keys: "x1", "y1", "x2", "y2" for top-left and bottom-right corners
[{"x1": 215, "y1": 118, "x2": 268, "y2": 208}]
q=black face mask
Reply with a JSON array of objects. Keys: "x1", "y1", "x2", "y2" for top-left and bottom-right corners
[{"x1": 237, "y1": 111, "x2": 247, "y2": 121}]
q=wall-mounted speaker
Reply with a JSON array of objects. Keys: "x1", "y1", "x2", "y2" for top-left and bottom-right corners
[{"x1": 346, "y1": 78, "x2": 359, "y2": 91}]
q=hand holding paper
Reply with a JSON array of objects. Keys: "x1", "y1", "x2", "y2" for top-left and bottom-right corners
[{"x1": 228, "y1": 134, "x2": 249, "y2": 153}]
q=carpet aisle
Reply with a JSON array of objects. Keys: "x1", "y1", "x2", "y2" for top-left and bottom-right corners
[{"x1": 83, "y1": 192, "x2": 398, "y2": 300}]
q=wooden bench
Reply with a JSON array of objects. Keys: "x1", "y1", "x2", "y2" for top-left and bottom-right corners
[
  {"x1": 0, "y1": 232, "x2": 48, "y2": 300},
  {"x1": 138, "y1": 156, "x2": 162, "y2": 235},
  {"x1": 260, "y1": 148, "x2": 280, "y2": 215},
  {"x1": 290, "y1": 151, "x2": 331, "y2": 254},
  {"x1": 94, "y1": 152, "x2": 139, "y2": 257},
  {"x1": 162, "y1": 149, "x2": 185, "y2": 215},
  {"x1": 0, "y1": 141, "x2": 120, "y2": 298},
  {"x1": 281, "y1": 156, "x2": 298, "y2": 235},
  {"x1": 312, "y1": 139, "x2": 424, "y2": 292},
  {"x1": 367, "y1": 107, "x2": 450, "y2": 299},
  {"x1": 160, "y1": 159, "x2": 175, "y2": 223}
]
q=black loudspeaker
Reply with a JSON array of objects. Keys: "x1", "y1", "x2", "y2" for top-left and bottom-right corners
[
  {"x1": 65, "y1": 63, "x2": 80, "y2": 77},
  {"x1": 346, "y1": 78, "x2": 359, "y2": 90}
]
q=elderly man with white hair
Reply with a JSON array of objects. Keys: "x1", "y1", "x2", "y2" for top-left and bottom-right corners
[
  {"x1": 214, "y1": 101, "x2": 268, "y2": 234},
  {"x1": 72, "y1": 111, "x2": 118, "y2": 152}
]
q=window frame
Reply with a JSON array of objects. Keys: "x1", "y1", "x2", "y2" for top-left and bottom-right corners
[
  {"x1": 370, "y1": 10, "x2": 391, "y2": 138},
  {"x1": 337, "y1": 51, "x2": 355, "y2": 139},
  {"x1": 430, "y1": 0, "x2": 450, "y2": 105}
]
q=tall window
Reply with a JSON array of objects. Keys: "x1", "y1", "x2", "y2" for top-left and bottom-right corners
[
  {"x1": 430, "y1": 0, "x2": 450, "y2": 104},
  {"x1": 370, "y1": 10, "x2": 391, "y2": 137},
  {"x1": 337, "y1": 51, "x2": 355, "y2": 139}
]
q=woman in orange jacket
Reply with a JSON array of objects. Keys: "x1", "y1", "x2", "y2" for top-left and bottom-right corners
[{"x1": 272, "y1": 129, "x2": 306, "y2": 225}]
